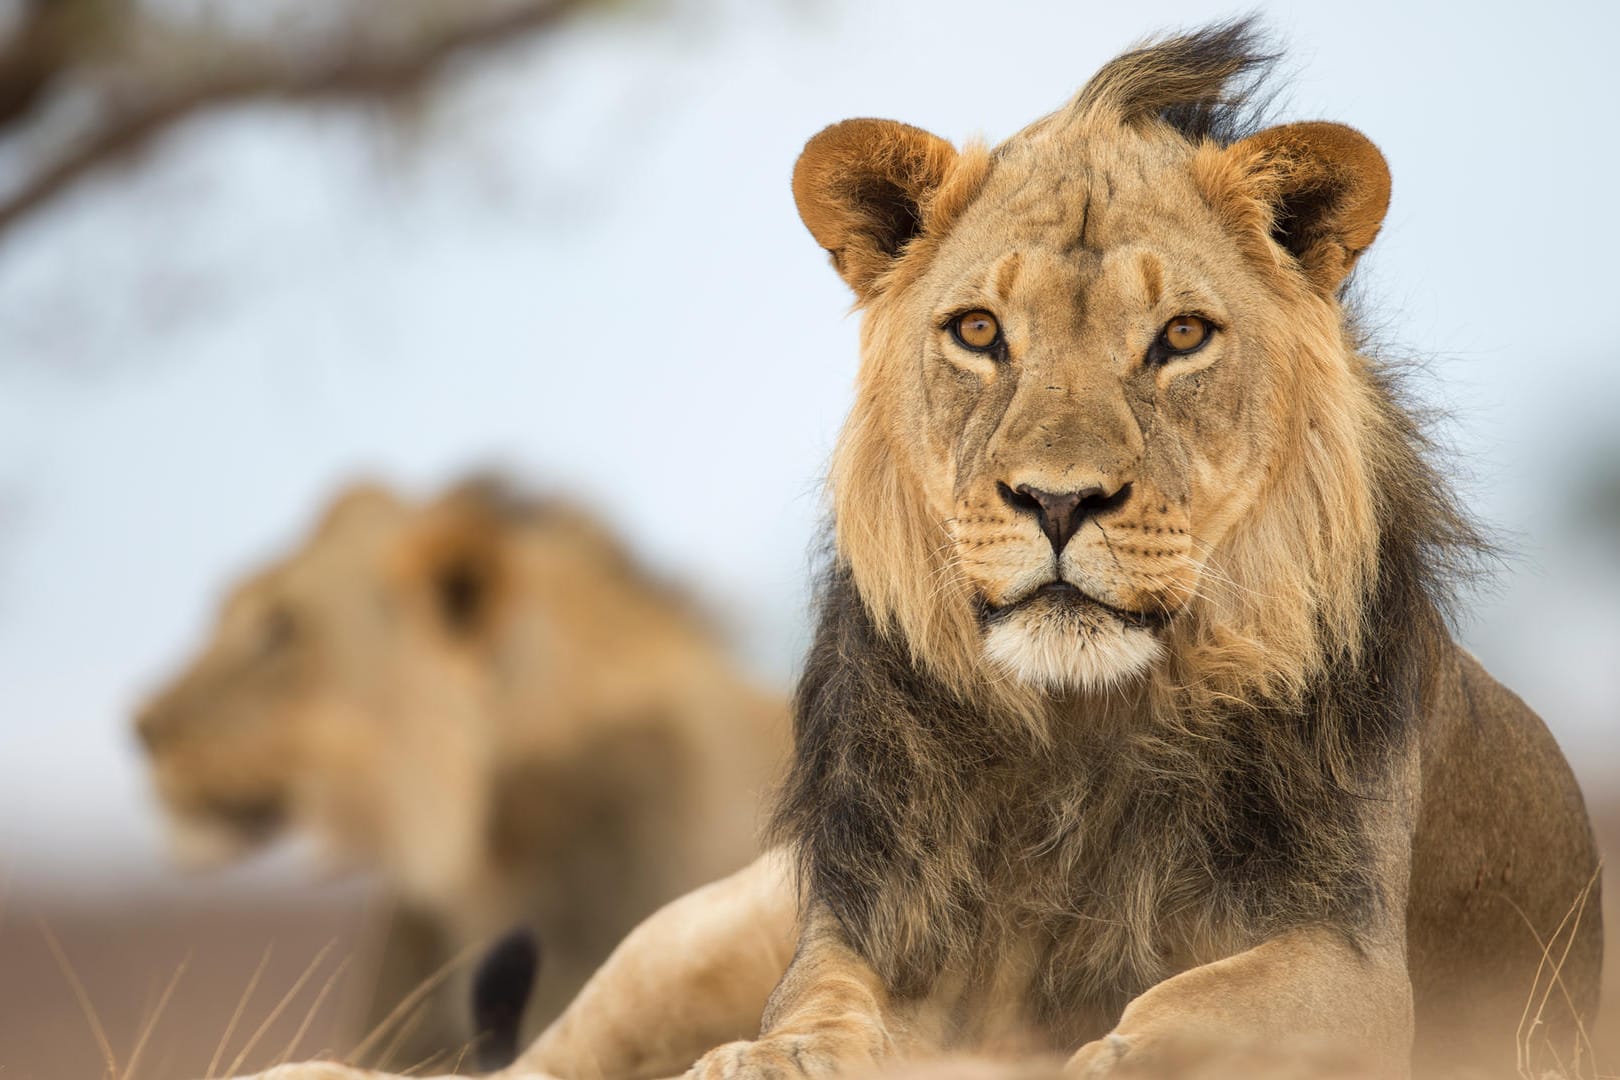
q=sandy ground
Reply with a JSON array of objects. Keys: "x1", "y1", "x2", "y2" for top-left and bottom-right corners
[
  {"x1": 0, "y1": 890, "x2": 380, "y2": 1080},
  {"x1": 4, "y1": 806, "x2": 1617, "y2": 1080}
]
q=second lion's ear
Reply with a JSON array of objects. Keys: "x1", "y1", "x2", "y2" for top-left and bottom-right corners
[
  {"x1": 432, "y1": 544, "x2": 496, "y2": 638},
  {"x1": 792, "y1": 119, "x2": 959, "y2": 301},
  {"x1": 393, "y1": 496, "x2": 507, "y2": 641}
]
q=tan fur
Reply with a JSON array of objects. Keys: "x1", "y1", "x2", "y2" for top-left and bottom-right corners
[
  {"x1": 689, "y1": 22, "x2": 1599, "y2": 1080},
  {"x1": 821, "y1": 108, "x2": 1391, "y2": 722},
  {"x1": 135, "y1": 477, "x2": 785, "y2": 1067},
  {"x1": 224, "y1": 23, "x2": 1602, "y2": 1080}
]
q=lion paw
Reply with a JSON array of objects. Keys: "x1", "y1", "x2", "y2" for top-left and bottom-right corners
[
  {"x1": 687, "y1": 1034, "x2": 856, "y2": 1080},
  {"x1": 1065, "y1": 1031, "x2": 1390, "y2": 1079},
  {"x1": 239, "y1": 1065, "x2": 378, "y2": 1080},
  {"x1": 1065, "y1": 1034, "x2": 1132, "y2": 1078}
]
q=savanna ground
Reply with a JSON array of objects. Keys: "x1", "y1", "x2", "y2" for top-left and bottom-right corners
[{"x1": 4, "y1": 797, "x2": 1617, "y2": 1080}]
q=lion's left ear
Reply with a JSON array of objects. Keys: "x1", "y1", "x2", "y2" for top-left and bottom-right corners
[
  {"x1": 1209, "y1": 121, "x2": 1391, "y2": 295},
  {"x1": 393, "y1": 496, "x2": 507, "y2": 641},
  {"x1": 792, "y1": 118, "x2": 960, "y2": 301}
]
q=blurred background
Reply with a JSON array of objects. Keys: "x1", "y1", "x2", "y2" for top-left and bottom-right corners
[{"x1": 0, "y1": 0, "x2": 1616, "y2": 1076}]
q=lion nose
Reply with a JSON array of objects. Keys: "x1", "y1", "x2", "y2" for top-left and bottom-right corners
[{"x1": 1000, "y1": 481, "x2": 1132, "y2": 555}]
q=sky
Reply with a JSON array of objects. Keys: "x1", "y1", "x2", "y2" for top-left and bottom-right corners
[{"x1": 1, "y1": 0, "x2": 1617, "y2": 891}]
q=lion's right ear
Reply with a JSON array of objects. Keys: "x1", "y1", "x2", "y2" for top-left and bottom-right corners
[{"x1": 792, "y1": 119, "x2": 959, "y2": 301}]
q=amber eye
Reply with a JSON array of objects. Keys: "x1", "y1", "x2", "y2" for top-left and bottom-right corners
[
  {"x1": 950, "y1": 310, "x2": 1002, "y2": 352},
  {"x1": 1158, "y1": 314, "x2": 1212, "y2": 355}
]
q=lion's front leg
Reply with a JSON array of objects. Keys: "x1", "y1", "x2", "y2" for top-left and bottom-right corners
[
  {"x1": 516, "y1": 851, "x2": 798, "y2": 1080},
  {"x1": 1065, "y1": 928, "x2": 1411, "y2": 1079},
  {"x1": 688, "y1": 906, "x2": 910, "y2": 1080}
]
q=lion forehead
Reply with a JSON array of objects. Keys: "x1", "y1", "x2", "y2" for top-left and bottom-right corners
[{"x1": 939, "y1": 135, "x2": 1218, "y2": 272}]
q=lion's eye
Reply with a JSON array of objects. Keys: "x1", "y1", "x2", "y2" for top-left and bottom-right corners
[
  {"x1": 950, "y1": 310, "x2": 1002, "y2": 353},
  {"x1": 1157, "y1": 315, "x2": 1212, "y2": 356}
]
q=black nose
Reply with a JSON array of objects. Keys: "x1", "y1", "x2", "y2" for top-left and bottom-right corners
[{"x1": 1000, "y1": 482, "x2": 1132, "y2": 555}]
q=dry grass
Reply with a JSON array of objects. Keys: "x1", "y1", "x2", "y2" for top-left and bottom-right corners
[
  {"x1": 0, "y1": 891, "x2": 372, "y2": 1080},
  {"x1": 1, "y1": 799, "x2": 1616, "y2": 1080}
]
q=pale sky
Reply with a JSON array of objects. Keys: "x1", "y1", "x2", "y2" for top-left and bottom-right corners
[{"x1": 2, "y1": 0, "x2": 1617, "y2": 891}]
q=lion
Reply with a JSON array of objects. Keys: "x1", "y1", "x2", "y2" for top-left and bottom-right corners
[
  {"x1": 135, "y1": 476, "x2": 786, "y2": 1070},
  {"x1": 230, "y1": 19, "x2": 1604, "y2": 1080}
]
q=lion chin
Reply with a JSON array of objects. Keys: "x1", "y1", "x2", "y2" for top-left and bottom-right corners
[
  {"x1": 981, "y1": 590, "x2": 1164, "y2": 693},
  {"x1": 163, "y1": 811, "x2": 281, "y2": 870}
]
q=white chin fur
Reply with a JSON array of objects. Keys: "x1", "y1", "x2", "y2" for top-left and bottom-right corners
[{"x1": 983, "y1": 607, "x2": 1163, "y2": 692}]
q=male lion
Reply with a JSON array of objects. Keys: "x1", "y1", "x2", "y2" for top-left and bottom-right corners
[
  {"x1": 136, "y1": 477, "x2": 785, "y2": 1069},
  {"x1": 235, "y1": 19, "x2": 1603, "y2": 1080}
]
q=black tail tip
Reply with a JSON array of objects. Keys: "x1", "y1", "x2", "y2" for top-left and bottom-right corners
[{"x1": 471, "y1": 926, "x2": 541, "y2": 1071}]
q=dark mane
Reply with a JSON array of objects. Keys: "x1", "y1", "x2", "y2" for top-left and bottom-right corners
[
  {"x1": 772, "y1": 358, "x2": 1485, "y2": 1015},
  {"x1": 1072, "y1": 16, "x2": 1279, "y2": 146}
]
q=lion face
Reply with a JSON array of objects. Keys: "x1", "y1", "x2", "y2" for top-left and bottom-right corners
[
  {"x1": 134, "y1": 483, "x2": 522, "y2": 882},
  {"x1": 907, "y1": 143, "x2": 1289, "y2": 690},
  {"x1": 795, "y1": 93, "x2": 1390, "y2": 697},
  {"x1": 135, "y1": 485, "x2": 417, "y2": 865},
  {"x1": 134, "y1": 476, "x2": 745, "y2": 906}
]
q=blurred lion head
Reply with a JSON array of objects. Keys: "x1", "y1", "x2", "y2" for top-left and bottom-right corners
[{"x1": 133, "y1": 477, "x2": 700, "y2": 902}]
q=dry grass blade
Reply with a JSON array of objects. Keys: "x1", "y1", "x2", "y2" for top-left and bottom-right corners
[
  {"x1": 1536, "y1": 869, "x2": 1603, "y2": 1077},
  {"x1": 400, "y1": 1031, "x2": 482, "y2": 1078},
  {"x1": 346, "y1": 937, "x2": 487, "y2": 1068},
  {"x1": 40, "y1": 918, "x2": 120, "y2": 1079},
  {"x1": 1511, "y1": 866, "x2": 1603, "y2": 1079},
  {"x1": 275, "y1": 955, "x2": 355, "y2": 1067},
  {"x1": 1516, "y1": 896, "x2": 1579, "y2": 1076},
  {"x1": 225, "y1": 938, "x2": 339, "y2": 1077},
  {"x1": 374, "y1": 999, "x2": 431, "y2": 1074},
  {"x1": 122, "y1": 950, "x2": 191, "y2": 1080},
  {"x1": 209, "y1": 942, "x2": 275, "y2": 1080},
  {"x1": 399, "y1": 1050, "x2": 445, "y2": 1077}
]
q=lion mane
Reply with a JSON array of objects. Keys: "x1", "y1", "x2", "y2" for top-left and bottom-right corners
[{"x1": 772, "y1": 17, "x2": 1533, "y2": 1041}]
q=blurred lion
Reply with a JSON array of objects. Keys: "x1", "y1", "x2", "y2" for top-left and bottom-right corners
[{"x1": 135, "y1": 477, "x2": 785, "y2": 1069}]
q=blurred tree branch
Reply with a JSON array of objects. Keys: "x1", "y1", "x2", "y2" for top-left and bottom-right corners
[{"x1": 0, "y1": 0, "x2": 597, "y2": 240}]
